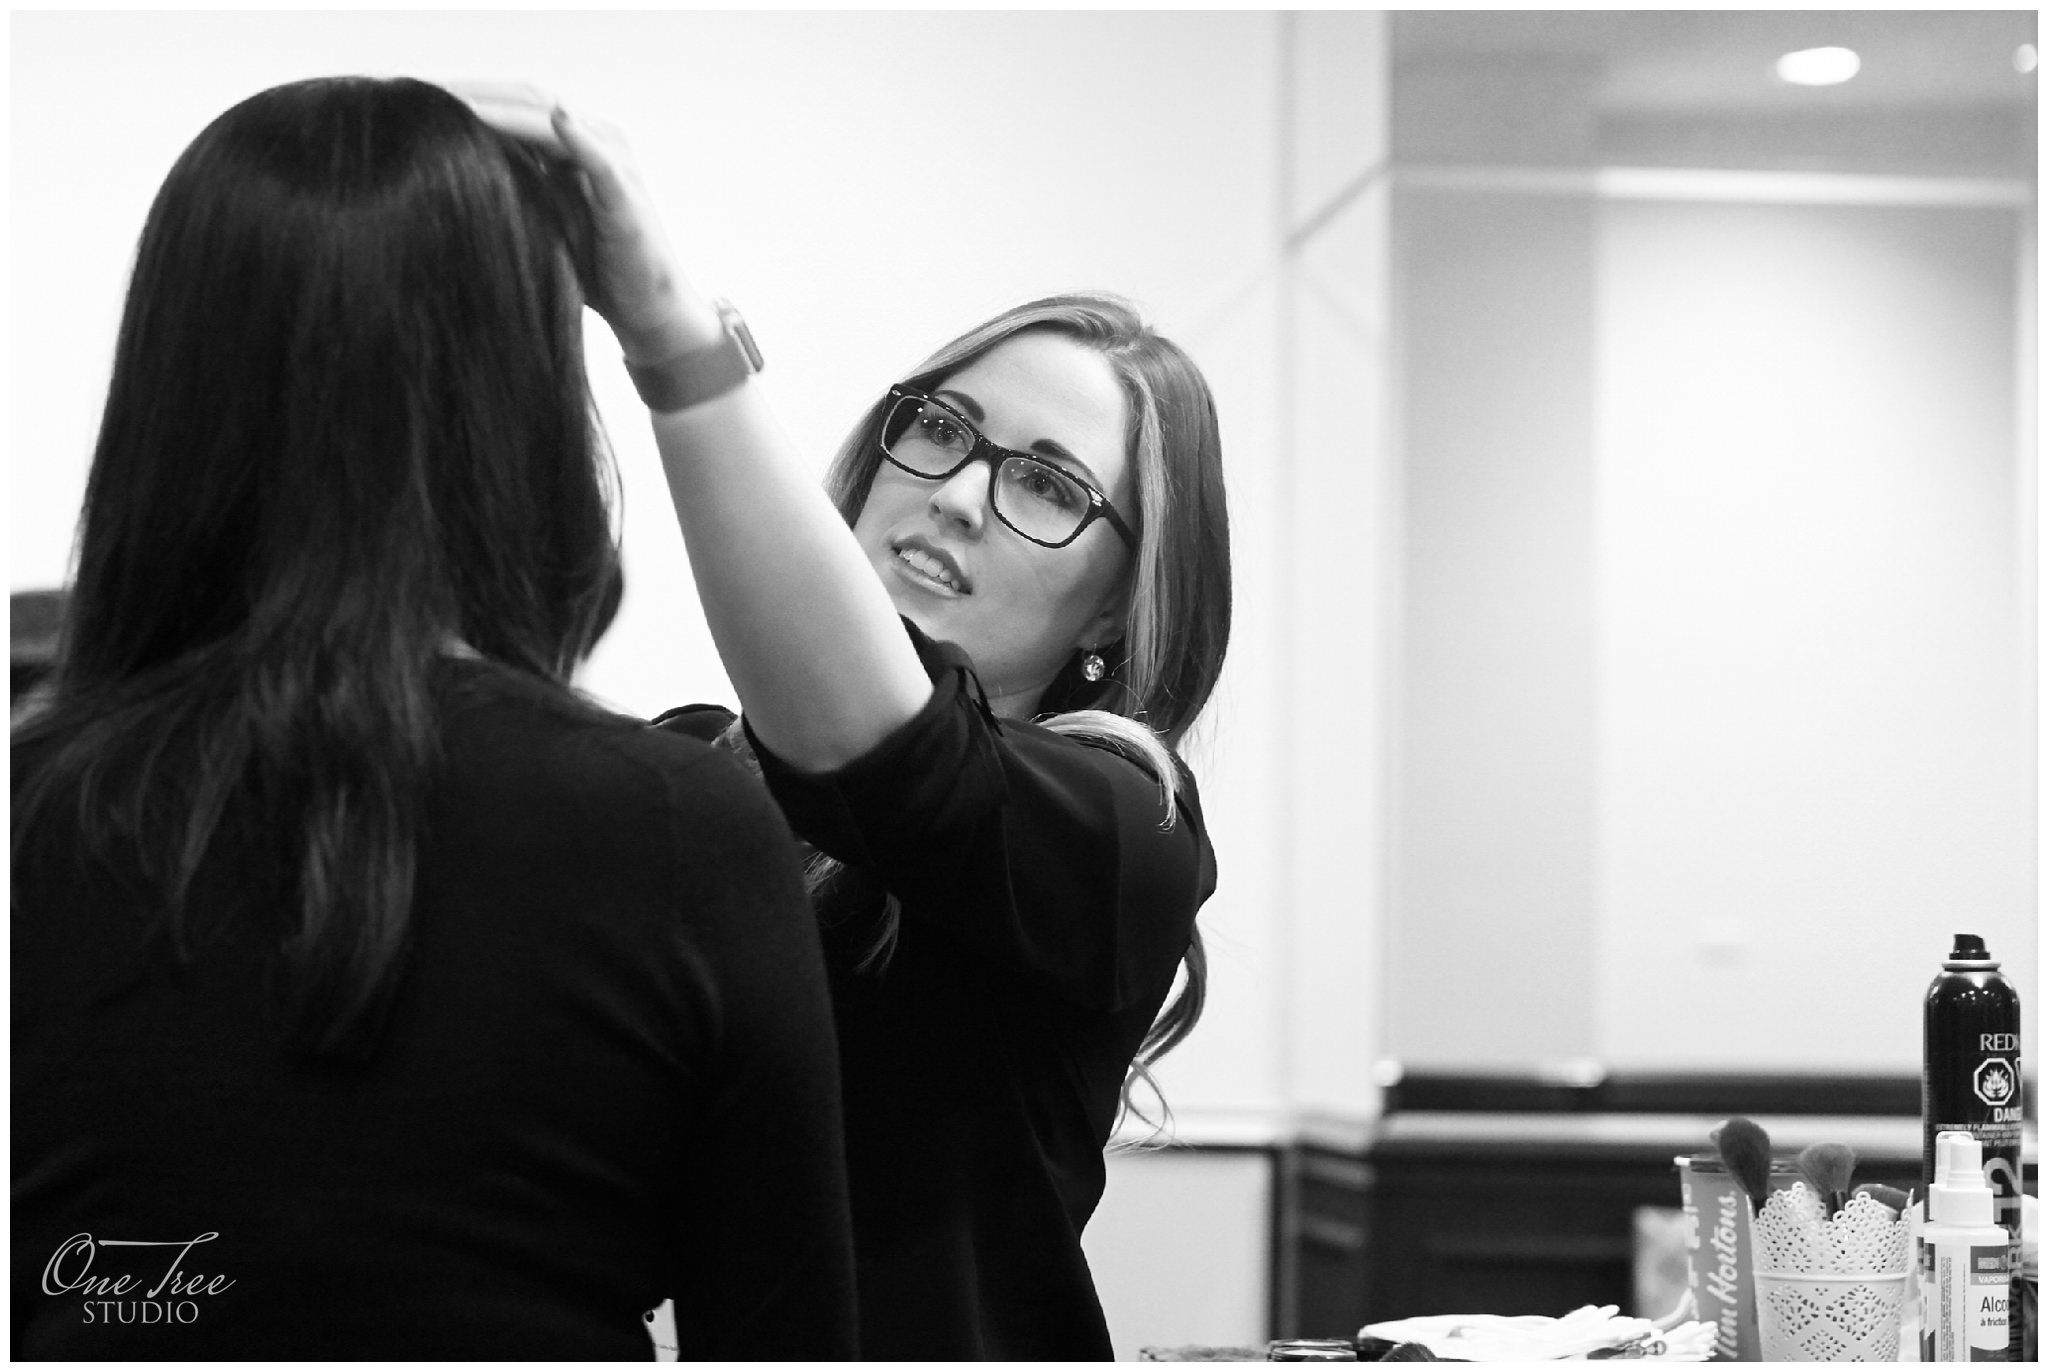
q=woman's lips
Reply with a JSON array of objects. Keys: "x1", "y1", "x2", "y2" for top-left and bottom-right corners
[{"x1": 890, "y1": 539, "x2": 971, "y2": 595}]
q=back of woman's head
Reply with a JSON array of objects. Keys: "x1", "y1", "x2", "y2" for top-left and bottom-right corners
[
  {"x1": 825, "y1": 293, "x2": 1231, "y2": 748},
  {"x1": 15, "y1": 76, "x2": 613, "y2": 1062},
  {"x1": 71, "y1": 75, "x2": 612, "y2": 685}
]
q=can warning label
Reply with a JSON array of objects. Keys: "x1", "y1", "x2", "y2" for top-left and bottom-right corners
[{"x1": 1973, "y1": 1058, "x2": 2016, "y2": 1108}]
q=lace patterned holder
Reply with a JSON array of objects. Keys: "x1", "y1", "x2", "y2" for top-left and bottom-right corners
[{"x1": 1747, "y1": 1183, "x2": 1910, "y2": 1362}]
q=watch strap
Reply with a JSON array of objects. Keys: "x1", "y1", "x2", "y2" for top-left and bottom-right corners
[{"x1": 624, "y1": 301, "x2": 763, "y2": 413}]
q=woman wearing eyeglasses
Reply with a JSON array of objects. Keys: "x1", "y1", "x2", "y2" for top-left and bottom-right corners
[{"x1": 471, "y1": 91, "x2": 1231, "y2": 1360}]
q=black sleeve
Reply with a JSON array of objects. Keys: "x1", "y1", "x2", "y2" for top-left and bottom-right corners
[
  {"x1": 650, "y1": 702, "x2": 736, "y2": 745},
  {"x1": 658, "y1": 748, "x2": 856, "y2": 1359},
  {"x1": 743, "y1": 622, "x2": 1217, "y2": 1013}
]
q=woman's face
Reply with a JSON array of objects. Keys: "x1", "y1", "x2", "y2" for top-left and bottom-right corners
[{"x1": 853, "y1": 332, "x2": 1134, "y2": 718}]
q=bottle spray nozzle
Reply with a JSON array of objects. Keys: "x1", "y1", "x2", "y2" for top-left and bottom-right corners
[{"x1": 1930, "y1": 1130, "x2": 1994, "y2": 1227}]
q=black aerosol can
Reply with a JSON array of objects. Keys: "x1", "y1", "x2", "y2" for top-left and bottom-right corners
[{"x1": 1923, "y1": 933, "x2": 2024, "y2": 1359}]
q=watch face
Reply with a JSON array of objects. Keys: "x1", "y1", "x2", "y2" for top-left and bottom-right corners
[{"x1": 715, "y1": 300, "x2": 764, "y2": 373}]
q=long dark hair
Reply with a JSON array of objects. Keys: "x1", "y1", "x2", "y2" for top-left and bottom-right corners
[
  {"x1": 10, "y1": 76, "x2": 615, "y2": 1063},
  {"x1": 771, "y1": 293, "x2": 1232, "y2": 1135}
]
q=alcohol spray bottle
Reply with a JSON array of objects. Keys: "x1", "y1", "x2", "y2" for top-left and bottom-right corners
[
  {"x1": 1921, "y1": 1131, "x2": 2012, "y2": 1361},
  {"x1": 1923, "y1": 934, "x2": 2024, "y2": 1358}
]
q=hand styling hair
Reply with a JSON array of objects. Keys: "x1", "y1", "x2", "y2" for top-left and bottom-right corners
[{"x1": 11, "y1": 77, "x2": 617, "y2": 1063}]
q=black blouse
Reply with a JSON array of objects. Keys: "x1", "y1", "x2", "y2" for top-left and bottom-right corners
[
  {"x1": 658, "y1": 621, "x2": 1217, "y2": 1360},
  {"x1": 14, "y1": 662, "x2": 856, "y2": 1360}
]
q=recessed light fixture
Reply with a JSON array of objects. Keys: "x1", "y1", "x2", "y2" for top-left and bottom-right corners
[
  {"x1": 2016, "y1": 44, "x2": 2039, "y2": 75},
  {"x1": 1776, "y1": 46, "x2": 1861, "y2": 86}
]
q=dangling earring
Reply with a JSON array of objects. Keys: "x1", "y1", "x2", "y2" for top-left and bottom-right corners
[{"x1": 1081, "y1": 651, "x2": 1106, "y2": 683}]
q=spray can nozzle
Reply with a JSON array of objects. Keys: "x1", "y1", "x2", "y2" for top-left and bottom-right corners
[{"x1": 1945, "y1": 933, "x2": 1996, "y2": 966}]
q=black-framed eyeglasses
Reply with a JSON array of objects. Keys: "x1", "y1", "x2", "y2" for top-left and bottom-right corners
[{"x1": 877, "y1": 386, "x2": 1137, "y2": 550}]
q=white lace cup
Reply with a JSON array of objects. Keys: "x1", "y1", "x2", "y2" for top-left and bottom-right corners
[
  {"x1": 1747, "y1": 1184, "x2": 1909, "y2": 1362},
  {"x1": 1753, "y1": 1271, "x2": 1907, "y2": 1361}
]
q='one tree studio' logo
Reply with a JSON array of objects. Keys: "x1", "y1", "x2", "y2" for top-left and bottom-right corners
[{"x1": 42, "y1": 1232, "x2": 234, "y2": 1326}]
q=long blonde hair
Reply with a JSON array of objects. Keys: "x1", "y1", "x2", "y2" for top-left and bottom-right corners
[
  {"x1": 829, "y1": 294, "x2": 1230, "y2": 748},
  {"x1": 752, "y1": 293, "x2": 1231, "y2": 1138}
]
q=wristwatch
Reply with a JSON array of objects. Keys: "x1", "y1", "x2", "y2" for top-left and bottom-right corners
[{"x1": 624, "y1": 299, "x2": 764, "y2": 413}]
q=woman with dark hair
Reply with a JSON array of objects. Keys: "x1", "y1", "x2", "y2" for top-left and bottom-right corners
[
  {"x1": 11, "y1": 77, "x2": 855, "y2": 1360},
  {"x1": 473, "y1": 91, "x2": 1232, "y2": 1359}
]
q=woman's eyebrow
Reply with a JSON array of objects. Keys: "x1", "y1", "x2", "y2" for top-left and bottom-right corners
[
  {"x1": 935, "y1": 388, "x2": 985, "y2": 424},
  {"x1": 935, "y1": 388, "x2": 1102, "y2": 484}
]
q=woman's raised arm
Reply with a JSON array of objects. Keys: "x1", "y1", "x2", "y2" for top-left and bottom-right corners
[{"x1": 464, "y1": 86, "x2": 931, "y2": 772}]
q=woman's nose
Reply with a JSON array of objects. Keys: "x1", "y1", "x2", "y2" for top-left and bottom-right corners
[{"x1": 928, "y1": 461, "x2": 990, "y2": 534}]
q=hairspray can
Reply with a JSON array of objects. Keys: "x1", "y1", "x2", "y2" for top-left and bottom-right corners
[{"x1": 1923, "y1": 934, "x2": 2023, "y2": 1358}]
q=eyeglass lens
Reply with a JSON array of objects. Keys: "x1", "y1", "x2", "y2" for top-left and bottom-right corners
[{"x1": 882, "y1": 395, "x2": 1095, "y2": 545}]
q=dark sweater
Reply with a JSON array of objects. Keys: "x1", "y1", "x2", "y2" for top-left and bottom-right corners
[
  {"x1": 657, "y1": 623, "x2": 1216, "y2": 1359},
  {"x1": 13, "y1": 660, "x2": 856, "y2": 1360}
]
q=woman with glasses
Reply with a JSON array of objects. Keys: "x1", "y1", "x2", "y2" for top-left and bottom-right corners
[
  {"x1": 472, "y1": 90, "x2": 1231, "y2": 1360},
  {"x1": 11, "y1": 79, "x2": 856, "y2": 1360}
]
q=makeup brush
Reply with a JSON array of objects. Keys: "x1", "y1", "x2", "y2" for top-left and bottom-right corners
[
  {"x1": 1711, "y1": 1116, "x2": 1774, "y2": 1216},
  {"x1": 1797, "y1": 1141, "x2": 1857, "y2": 1217},
  {"x1": 1852, "y1": 1182, "x2": 1911, "y2": 1219}
]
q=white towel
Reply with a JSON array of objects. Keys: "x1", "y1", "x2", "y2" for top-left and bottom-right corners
[{"x1": 1360, "y1": 1302, "x2": 1716, "y2": 1361}]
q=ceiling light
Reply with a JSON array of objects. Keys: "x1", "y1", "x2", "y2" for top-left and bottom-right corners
[
  {"x1": 2016, "y1": 44, "x2": 2039, "y2": 75},
  {"x1": 1775, "y1": 46, "x2": 1861, "y2": 87}
]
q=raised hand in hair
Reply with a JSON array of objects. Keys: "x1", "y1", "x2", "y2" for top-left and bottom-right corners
[{"x1": 448, "y1": 81, "x2": 716, "y2": 367}]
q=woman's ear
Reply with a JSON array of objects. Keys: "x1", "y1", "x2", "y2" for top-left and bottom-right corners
[
  {"x1": 1078, "y1": 566, "x2": 1131, "y2": 654},
  {"x1": 1079, "y1": 606, "x2": 1125, "y2": 654}
]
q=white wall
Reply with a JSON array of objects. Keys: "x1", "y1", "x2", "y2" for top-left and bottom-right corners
[
  {"x1": 1389, "y1": 181, "x2": 1602, "y2": 1065},
  {"x1": 1274, "y1": 10, "x2": 1397, "y2": 1124},
  {"x1": 1387, "y1": 173, "x2": 2035, "y2": 1069},
  {"x1": 1084, "y1": 1149, "x2": 1273, "y2": 1359},
  {"x1": 1593, "y1": 193, "x2": 2036, "y2": 1065},
  {"x1": 1376, "y1": 22, "x2": 2035, "y2": 1074}
]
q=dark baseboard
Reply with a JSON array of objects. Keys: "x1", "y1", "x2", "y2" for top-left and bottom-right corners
[{"x1": 1379, "y1": 1068, "x2": 1944, "y2": 1117}]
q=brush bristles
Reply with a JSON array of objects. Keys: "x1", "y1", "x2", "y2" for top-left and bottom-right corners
[{"x1": 1711, "y1": 1115, "x2": 1775, "y2": 1215}]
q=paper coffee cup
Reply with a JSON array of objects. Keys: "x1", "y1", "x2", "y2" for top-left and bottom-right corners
[{"x1": 1677, "y1": 1153, "x2": 1801, "y2": 1361}]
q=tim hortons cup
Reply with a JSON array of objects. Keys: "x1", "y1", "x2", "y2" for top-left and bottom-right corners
[{"x1": 1677, "y1": 1153, "x2": 1800, "y2": 1361}]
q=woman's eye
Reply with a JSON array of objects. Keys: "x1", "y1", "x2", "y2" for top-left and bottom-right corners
[
  {"x1": 920, "y1": 414, "x2": 969, "y2": 452},
  {"x1": 1014, "y1": 463, "x2": 1082, "y2": 510}
]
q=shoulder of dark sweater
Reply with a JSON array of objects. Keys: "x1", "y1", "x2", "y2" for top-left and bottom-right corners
[
  {"x1": 440, "y1": 659, "x2": 752, "y2": 803},
  {"x1": 431, "y1": 662, "x2": 808, "y2": 940}
]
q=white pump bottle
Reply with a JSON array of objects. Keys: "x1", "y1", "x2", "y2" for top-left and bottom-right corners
[{"x1": 1920, "y1": 1129, "x2": 2012, "y2": 1361}]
